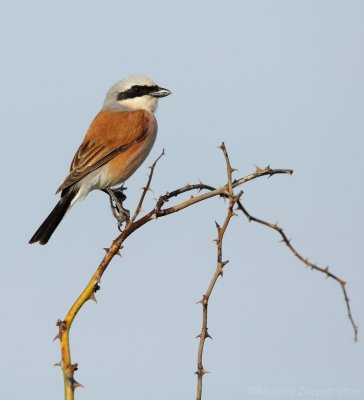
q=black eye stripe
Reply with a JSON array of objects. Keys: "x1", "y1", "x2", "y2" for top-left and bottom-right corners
[{"x1": 117, "y1": 85, "x2": 159, "y2": 101}]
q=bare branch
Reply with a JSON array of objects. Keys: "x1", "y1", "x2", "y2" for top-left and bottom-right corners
[
  {"x1": 155, "y1": 166, "x2": 292, "y2": 218},
  {"x1": 236, "y1": 199, "x2": 358, "y2": 342},
  {"x1": 219, "y1": 142, "x2": 234, "y2": 195},
  {"x1": 55, "y1": 145, "x2": 356, "y2": 400},
  {"x1": 195, "y1": 145, "x2": 242, "y2": 399},
  {"x1": 128, "y1": 149, "x2": 165, "y2": 225}
]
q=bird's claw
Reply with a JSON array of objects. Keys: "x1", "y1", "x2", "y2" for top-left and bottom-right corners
[{"x1": 117, "y1": 208, "x2": 130, "y2": 231}]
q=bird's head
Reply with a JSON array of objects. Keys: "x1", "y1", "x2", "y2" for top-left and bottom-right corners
[{"x1": 103, "y1": 75, "x2": 171, "y2": 113}]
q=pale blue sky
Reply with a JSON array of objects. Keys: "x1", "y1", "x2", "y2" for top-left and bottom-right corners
[{"x1": 1, "y1": 1, "x2": 364, "y2": 399}]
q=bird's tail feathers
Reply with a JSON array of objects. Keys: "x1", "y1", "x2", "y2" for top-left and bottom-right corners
[{"x1": 29, "y1": 190, "x2": 76, "y2": 245}]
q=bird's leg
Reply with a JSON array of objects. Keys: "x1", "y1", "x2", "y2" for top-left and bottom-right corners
[
  {"x1": 104, "y1": 189, "x2": 120, "y2": 221},
  {"x1": 103, "y1": 185, "x2": 130, "y2": 230}
]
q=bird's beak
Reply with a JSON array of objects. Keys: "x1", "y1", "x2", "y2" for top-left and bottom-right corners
[{"x1": 149, "y1": 87, "x2": 172, "y2": 98}]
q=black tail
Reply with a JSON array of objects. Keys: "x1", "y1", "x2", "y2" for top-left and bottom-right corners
[{"x1": 29, "y1": 190, "x2": 76, "y2": 245}]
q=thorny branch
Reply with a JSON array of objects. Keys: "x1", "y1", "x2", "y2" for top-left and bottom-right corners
[
  {"x1": 236, "y1": 200, "x2": 358, "y2": 342},
  {"x1": 129, "y1": 149, "x2": 165, "y2": 225},
  {"x1": 53, "y1": 144, "x2": 357, "y2": 400},
  {"x1": 195, "y1": 144, "x2": 243, "y2": 400}
]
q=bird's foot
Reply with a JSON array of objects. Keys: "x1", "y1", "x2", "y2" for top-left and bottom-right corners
[
  {"x1": 104, "y1": 186, "x2": 130, "y2": 230},
  {"x1": 117, "y1": 207, "x2": 130, "y2": 231}
]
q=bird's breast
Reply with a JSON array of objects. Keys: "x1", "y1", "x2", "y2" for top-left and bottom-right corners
[{"x1": 103, "y1": 113, "x2": 158, "y2": 187}]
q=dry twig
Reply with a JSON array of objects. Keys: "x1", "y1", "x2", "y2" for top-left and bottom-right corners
[
  {"x1": 236, "y1": 200, "x2": 358, "y2": 342},
  {"x1": 195, "y1": 143, "x2": 242, "y2": 400}
]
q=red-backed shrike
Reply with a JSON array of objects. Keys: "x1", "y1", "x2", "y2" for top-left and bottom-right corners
[{"x1": 29, "y1": 75, "x2": 171, "y2": 245}]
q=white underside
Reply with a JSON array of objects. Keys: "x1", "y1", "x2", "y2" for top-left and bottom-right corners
[{"x1": 70, "y1": 165, "x2": 110, "y2": 207}]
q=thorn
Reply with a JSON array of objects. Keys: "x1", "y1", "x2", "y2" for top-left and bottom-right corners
[
  {"x1": 253, "y1": 164, "x2": 262, "y2": 172},
  {"x1": 231, "y1": 167, "x2": 238, "y2": 173},
  {"x1": 53, "y1": 320, "x2": 67, "y2": 342},
  {"x1": 103, "y1": 247, "x2": 110, "y2": 253},
  {"x1": 54, "y1": 361, "x2": 62, "y2": 367},
  {"x1": 114, "y1": 246, "x2": 123, "y2": 257},
  {"x1": 53, "y1": 333, "x2": 61, "y2": 342},
  {"x1": 219, "y1": 270, "x2": 224, "y2": 278},
  {"x1": 89, "y1": 293, "x2": 97, "y2": 303},
  {"x1": 215, "y1": 221, "x2": 221, "y2": 231},
  {"x1": 141, "y1": 186, "x2": 153, "y2": 193},
  {"x1": 71, "y1": 379, "x2": 85, "y2": 390},
  {"x1": 196, "y1": 295, "x2": 208, "y2": 305},
  {"x1": 206, "y1": 332, "x2": 213, "y2": 340},
  {"x1": 196, "y1": 333, "x2": 201, "y2": 339},
  {"x1": 195, "y1": 369, "x2": 210, "y2": 376},
  {"x1": 222, "y1": 260, "x2": 229, "y2": 267}
]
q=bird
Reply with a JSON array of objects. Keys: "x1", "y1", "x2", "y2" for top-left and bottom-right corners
[{"x1": 29, "y1": 75, "x2": 171, "y2": 245}]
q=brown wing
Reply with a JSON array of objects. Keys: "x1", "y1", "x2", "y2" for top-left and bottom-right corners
[{"x1": 56, "y1": 110, "x2": 151, "y2": 193}]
